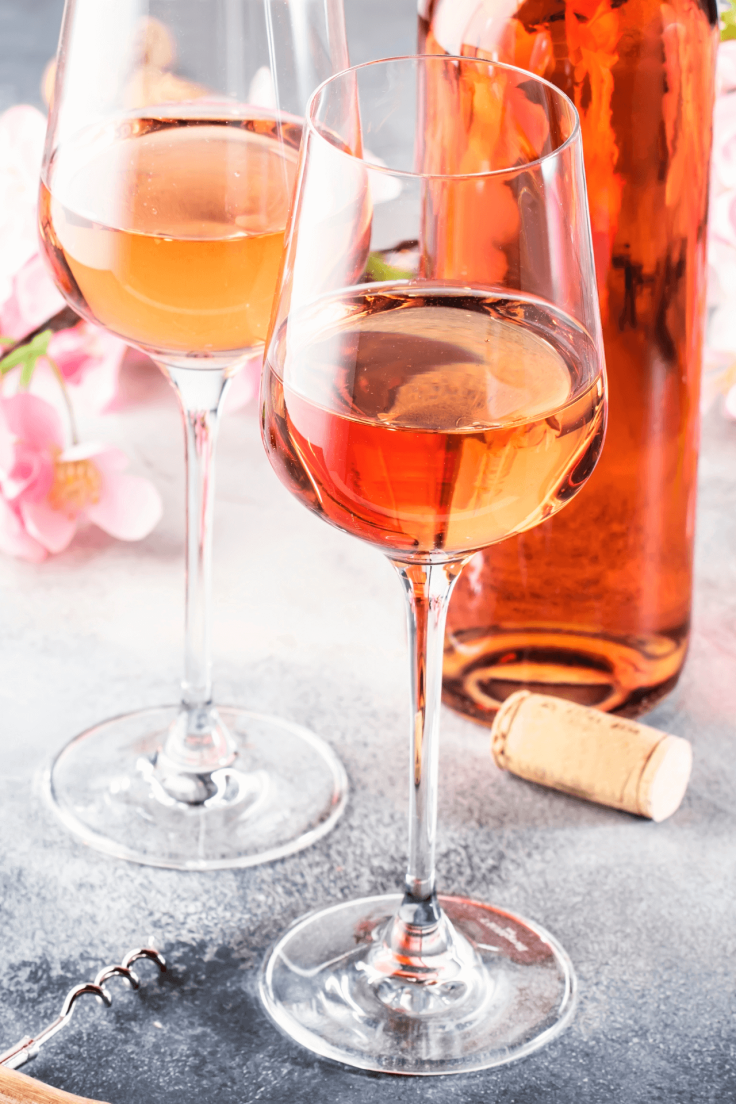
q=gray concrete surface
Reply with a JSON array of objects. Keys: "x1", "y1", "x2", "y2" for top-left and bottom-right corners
[{"x1": 0, "y1": 2, "x2": 734, "y2": 1102}]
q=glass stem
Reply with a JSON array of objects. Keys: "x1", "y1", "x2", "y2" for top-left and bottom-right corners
[
  {"x1": 160, "y1": 364, "x2": 235, "y2": 775},
  {"x1": 390, "y1": 558, "x2": 467, "y2": 922}
]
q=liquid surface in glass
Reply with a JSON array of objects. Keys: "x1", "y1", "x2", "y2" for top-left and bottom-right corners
[
  {"x1": 263, "y1": 285, "x2": 605, "y2": 558},
  {"x1": 40, "y1": 116, "x2": 301, "y2": 358}
]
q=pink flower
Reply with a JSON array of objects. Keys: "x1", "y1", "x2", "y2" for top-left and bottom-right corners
[
  {"x1": 725, "y1": 383, "x2": 736, "y2": 421},
  {"x1": 0, "y1": 106, "x2": 47, "y2": 307},
  {"x1": 0, "y1": 391, "x2": 162, "y2": 561},
  {"x1": 711, "y1": 90, "x2": 736, "y2": 195},
  {"x1": 707, "y1": 60, "x2": 736, "y2": 384},
  {"x1": 47, "y1": 322, "x2": 128, "y2": 413},
  {"x1": 0, "y1": 104, "x2": 132, "y2": 412},
  {"x1": 711, "y1": 189, "x2": 736, "y2": 252},
  {"x1": 0, "y1": 254, "x2": 129, "y2": 413},
  {"x1": 717, "y1": 40, "x2": 736, "y2": 97},
  {"x1": 0, "y1": 254, "x2": 65, "y2": 338},
  {"x1": 223, "y1": 353, "x2": 262, "y2": 413}
]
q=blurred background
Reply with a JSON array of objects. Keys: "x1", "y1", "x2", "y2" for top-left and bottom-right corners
[{"x1": 0, "y1": 0, "x2": 418, "y2": 111}]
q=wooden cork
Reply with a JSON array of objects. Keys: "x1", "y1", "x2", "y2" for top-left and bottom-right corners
[{"x1": 491, "y1": 691, "x2": 692, "y2": 822}]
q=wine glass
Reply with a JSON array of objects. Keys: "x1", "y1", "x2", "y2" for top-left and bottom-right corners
[
  {"x1": 259, "y1": 56, "x2": 607, "y2": 1073},
  {"x1": 38, "y1": 0, "x2": 350, "y2": 870}
]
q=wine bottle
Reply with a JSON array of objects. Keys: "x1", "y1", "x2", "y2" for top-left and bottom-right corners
[{"x1": 420, "y1": 0, "x2": 718, "y2": 718}]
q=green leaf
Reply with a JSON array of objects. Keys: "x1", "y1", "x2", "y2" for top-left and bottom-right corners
[
  {"x1": 0, "y1": 329, "x2": 53, "y2": 388},
  {"x1": 722, "y1": 1, "x2": 736, "y2": 40},
  {"x1": 365, "y1": 252, "x2": 413, "y2": 282}
]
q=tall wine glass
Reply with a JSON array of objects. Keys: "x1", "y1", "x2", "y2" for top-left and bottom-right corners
[
  {"x1": 38, "y1": 0, "x2": 350, "y2": 870},
  {"x1": 259, "y1": 56, "x2": 607, "y2": 1073}
]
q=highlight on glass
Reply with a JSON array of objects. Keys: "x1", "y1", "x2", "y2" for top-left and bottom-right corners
[
  {"x1": 38, "y1": 0, "x2": 349, "y2": 870},
  {"x1": 258, "y1": 55, "x2": 607, "y2": 1074}
]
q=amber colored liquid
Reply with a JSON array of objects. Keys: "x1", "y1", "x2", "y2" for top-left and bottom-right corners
[
  {"x1": 420, "y1": 0, "x2": 718, "y2": 717},
  {"x1": 263, "y1": 286, "x2": 605, "y2": 557},
  {"x1": 39, "y1": 116, "x2": 301, "y2": 359}
]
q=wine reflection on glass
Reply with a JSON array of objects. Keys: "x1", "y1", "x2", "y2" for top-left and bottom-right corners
[
  {"x1": 259, "y1": 56, "x2": 607, "y2": 1073},
  {"x1": 38, "y1": 0, "x2": 350, "y2": 870}
]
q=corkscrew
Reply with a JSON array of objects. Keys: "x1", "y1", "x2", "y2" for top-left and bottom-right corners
[{"x1": 0, "y1": 948, "x2": 166, "y2": 1072}]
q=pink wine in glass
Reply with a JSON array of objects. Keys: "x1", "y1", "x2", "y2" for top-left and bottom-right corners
[
  {"x1": 263, "y1": 285, "x2": 606, "y2": 557},
  {"x1": 40, "y1": 115, "x2": 301, "y2": 359},
  {"x1": 38, "y1": 0, "x2": 352, "y2": 874}
]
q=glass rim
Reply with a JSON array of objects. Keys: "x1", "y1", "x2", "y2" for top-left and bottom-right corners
[{"x1": 305, "y1": 54, "x2": 581, "y2": 182}]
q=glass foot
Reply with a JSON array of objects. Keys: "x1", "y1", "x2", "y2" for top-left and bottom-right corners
[
  {"x1": 44, "y1": 706, "x2": 348, "y2": 870},
  {"x1": 260, "y1": 893, "x2": 576, "y2": 1075}
]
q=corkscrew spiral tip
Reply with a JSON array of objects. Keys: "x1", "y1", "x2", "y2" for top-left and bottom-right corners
[{"x1": 0, "y1": 947, "x2": 166, "y2": 1071}]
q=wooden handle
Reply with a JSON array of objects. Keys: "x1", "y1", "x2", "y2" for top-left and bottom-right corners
[{"x1": 0, "y1": 1067, "x2": 107, "y2": 1104}]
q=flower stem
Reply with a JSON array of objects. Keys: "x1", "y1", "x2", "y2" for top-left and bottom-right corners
[
  {"x1": 46, "y1": 356, "x2": 79, "y2": 445},
  {"x1": 0, "y1": 307, "x2": 78, "y2": 362}
]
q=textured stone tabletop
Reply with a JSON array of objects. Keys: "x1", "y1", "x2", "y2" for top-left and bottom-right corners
[{"x1": 1, "y1": 3, "x2": 735, "y2": 1102}]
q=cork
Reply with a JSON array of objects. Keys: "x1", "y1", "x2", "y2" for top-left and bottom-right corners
[{"x1": 491, "y1": 691, "x2": 692, "y2": 822}]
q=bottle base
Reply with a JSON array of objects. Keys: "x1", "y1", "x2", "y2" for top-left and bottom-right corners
[{"x1": 443, "y1": 625, "x2": 688, "y2": 723}]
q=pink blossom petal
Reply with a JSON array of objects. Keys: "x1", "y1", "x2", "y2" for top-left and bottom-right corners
[
  {"x1": 712, "y1": 93, "x2": 736, "y2": 192},
  {"x1": 725, "y1": 384, "x2": 736, "y2": 421},
  {"x1": 20, "y1": 496, "x2": 77, "y2": 553},
  {"x1": 6, "y1": 253, "x2": 66, "y2": 336},
  {"x1": 0, "y1": 494, "x2": 47, "y2": 562},
  {"x1": 708, "y1": 303, "x2": 736, "y2": 354},
  {"x1": 79, "y1": 445, "x2": 127, "y2": 469},
  {"x1": 708, "y1": 238, "x2": 736, "y2": 306},
  {"x1": 223, "y1": 353, "x2": 262, "y2": 413},
  {"x1": 1, "y1": 392, "x2": 65, "y2": 451},
  {"x1": 701, "y1": 348, "x2": 734, "y2": 413},
  {"x1": 3, "y1": 441, "x2": 55, "y2": 503},
  {"x1": 0, "y1": 106, "x2": 47, "y2": 304},
  {"x1": 0, "y1": 401, "x2": 14, "y2": 473},
  {"x1": 710, "y1": 191, "x2": 736, "y2": 252},
  {"x1": 85, "y1": 469, "x2": 163, "y2": 541},
  {"x1": 0, "y1": 293, "x2": 29, "y2": 341},
  {"x1": 48, "y1": 329, "x2": 90, "y2": 384},
  {"x1": 718, "y1": 41, "x2": 736, "y2": 97},
  {"x1": 70, "y1": 349, "x2": 127, "y2": 414},
  {"x1": 48, "y1": 323, "x2": 128, "y2": 413},
  {"x1": 0, "y1": 106, "x2": 46, "y2": 179}
]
